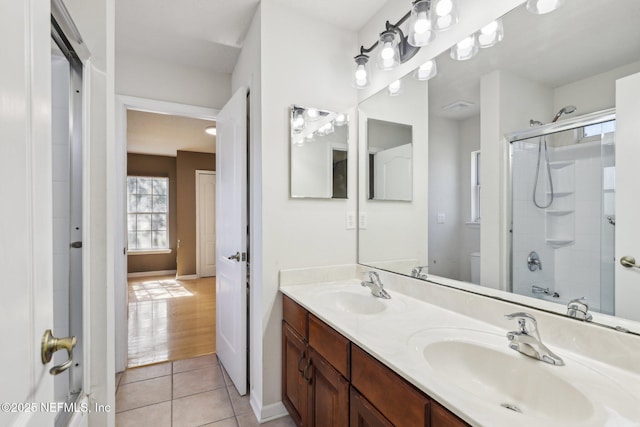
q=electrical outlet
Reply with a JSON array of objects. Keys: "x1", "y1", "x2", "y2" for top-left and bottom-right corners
[
  {"x1": 437, "y1": 213, "x2": 445, "y2": 224},
  {"x1": 359, "y1": 212, "x2": 368, "y2": 229},
  {"x1": 346, "y1": 212, "x2": 356, "y2": 230}
]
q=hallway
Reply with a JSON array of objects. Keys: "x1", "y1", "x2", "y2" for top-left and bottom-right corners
[{"x1": 128, "y1": 275, "x2": 216, "y2": 367}]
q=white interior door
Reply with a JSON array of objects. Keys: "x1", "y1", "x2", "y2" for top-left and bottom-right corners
[
  {"x1": 0, "y1": 1, "x2": 56, "y2": 425},
  {"x1": 615, "y1": 72, "x2": 640, "y2": 322},
  {"x1": 374, "y1": 143, "x2": 413, "y2": 200},
  {"x1": 197, "y1": 171, "x2": 217, "y2": 277},
  {"x1": 216, "y1": 87, "x2": 248, "y2": 395}
]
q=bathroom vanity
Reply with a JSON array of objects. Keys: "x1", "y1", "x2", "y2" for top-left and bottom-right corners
[
  {"x1": 279, "y1": 266, "x2": 640, "y2": 427},
  {"x1": 282, "y1": 295, "x2": 466, "y2": 427}
]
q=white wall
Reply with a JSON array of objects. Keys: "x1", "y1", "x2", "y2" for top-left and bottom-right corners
[
  {"x1": 428, "y1": 115, "x2": 461, "y2": 279},
  {"x1": 116, "y1": 52, "x2": 232, "y2": 109},
  {"x1": 554, "y1": 60, "x2": 640, "y2": 117},
  {"x1": 232, "y1": 1, "x2": 358, "y2": 419},
  {"x1": 458, "y1": 115, "x2": 481, "y2": 281}
]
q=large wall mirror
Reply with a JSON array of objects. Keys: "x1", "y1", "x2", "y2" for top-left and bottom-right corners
[
  {"x1": 358, "y1": 0, "x2": 640, "y2": 331},
  {"x1": 290, "y1": 105, "x2": 349, "y2": 199}
]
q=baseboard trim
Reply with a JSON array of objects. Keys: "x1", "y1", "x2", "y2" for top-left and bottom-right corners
[
  {"x1": 249, "y1": 395, "x2": 288, "y2": 423},
  {"x1": 127, "y1": 270, "x2": 176, "y2": 278},
  {"x1": 176, "y1": 274, "x2": 198, "y2": 280}
]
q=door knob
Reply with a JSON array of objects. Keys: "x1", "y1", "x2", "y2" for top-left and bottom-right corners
[
  {"x1": 227, "y1": 252, "x2": 246, "y2": 262},
  {"x1": 41, "y1": 329, "x2": 77, "y2": 376},
  {"x1": 620, "y1": 256, "x2": 640, "y2": 269}
]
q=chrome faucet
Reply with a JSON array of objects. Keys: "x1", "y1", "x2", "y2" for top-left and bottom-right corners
[
  {"x1": 505, "y1": 312, "x2": 564, "y2": 366},
  {"x1": 361, "y1": 271, "x2": 391, "y2": 299},
  {"x1": 411, "y1": 266, "x2": 428, "y2": 280},
  {"x1": 567, "y1": 297, "x2": 593, "y2": 321}
]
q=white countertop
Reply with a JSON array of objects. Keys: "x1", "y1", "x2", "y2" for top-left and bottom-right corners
[{"x1": 280, "y1": 278, "x2": 640, "y2": 427}]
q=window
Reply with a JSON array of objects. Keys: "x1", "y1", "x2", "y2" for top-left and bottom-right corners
[
  {"x1": 127, "y1": 176, "x2": 169, "y2": 251},
  {"x1": 471, "y1": 150, "x2": 481, "y2": 223}
]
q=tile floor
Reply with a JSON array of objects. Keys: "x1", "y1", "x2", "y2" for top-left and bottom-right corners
[{"x1": 116, "y1": 353, "x2": 295, "y2": 427}]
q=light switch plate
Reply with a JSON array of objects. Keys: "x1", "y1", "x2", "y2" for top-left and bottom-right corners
[
  {"x1": 346, "y1": 212, "x2": 356, "y2": 230},
  {"x1": 437, "y1": 213, "x2": 445, "y2": 224},
  {"x1": 359, "y1": 212, "x2": 368, "y2": 229}
]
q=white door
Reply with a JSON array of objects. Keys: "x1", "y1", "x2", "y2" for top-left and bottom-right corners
[
  {"x1": 615, "y1": 72, "x2": 640, "y2": 322},
  {"x1": 216, "y1": 87, "x2": 248, "y2": 395},
  {"x1": 197, "y1": 171, "x2": 217, "y2": 277},
  {"x1": 0, "y1": 1, "x2": 56, "y2": 425},
  {"x1": 374, "y1": 143, "x2": 413, "y2": 201}
]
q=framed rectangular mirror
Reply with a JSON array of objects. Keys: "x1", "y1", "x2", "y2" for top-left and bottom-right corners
[
  {"x1": 290, "y1": 105, "x2": 349, "y2": 199},
  {"x1": 357, "y1": 0, "x2": 640, "y2": 332}
]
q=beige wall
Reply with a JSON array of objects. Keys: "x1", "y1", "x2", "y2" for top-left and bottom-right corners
[
  {"x1": 176, "y1": 150, "x2": 216, "y2": 276},
  {"x1": 127, "y1": 153, "x2": 178, "y2": 273}
]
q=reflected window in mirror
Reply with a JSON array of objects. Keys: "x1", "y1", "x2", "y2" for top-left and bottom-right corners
[{"x1": 290, "y1": 105, "x2": 349, "y2": 199}]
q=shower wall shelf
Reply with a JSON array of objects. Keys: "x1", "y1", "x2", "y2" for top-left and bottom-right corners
[
  {"x1": 546, "y1": 191, "x2": 573, "y2": 197},
  {"x1": 549, "y1": 160, "x2": 574, "y2": 169},
  {"x1": 546, "y1": 210, "x2": 574, "y2": 216},
  {"x1": 546, "y1": 239, "x2": 574, "y2": 248}
]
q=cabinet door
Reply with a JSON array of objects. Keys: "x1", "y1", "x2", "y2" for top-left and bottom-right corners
[
  {"x1": 282, "y1": 321, "x2": 309, "y2": 426},
  {"x1": 308, "y1": 348, "x2": 349, "y2": 427},
  {"x1": 350, "y1": 387, "x2": 393, "y2": 427},
  {"x1": 431, "y1": 401, "x2": 469, "y2": 427}
]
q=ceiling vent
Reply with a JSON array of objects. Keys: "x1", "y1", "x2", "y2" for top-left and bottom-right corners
[{"x1": 442, "y1": 100, "x2": 475, "y2": 112}]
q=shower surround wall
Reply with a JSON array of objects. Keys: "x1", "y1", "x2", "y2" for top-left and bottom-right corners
[{"x1": 512, "y1": 133, "x2": 615, "y2": 312}]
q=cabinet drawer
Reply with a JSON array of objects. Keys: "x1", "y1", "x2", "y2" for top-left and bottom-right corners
[
  {"x1": 309, "y1": 314, "x2": 350, "y2": 378},
  {"x1": 351, "y1": 345, "x2": 429, "y2": 427},
  {"x1": 283, "y1": 295, "x2": 308, "y2": 339}
]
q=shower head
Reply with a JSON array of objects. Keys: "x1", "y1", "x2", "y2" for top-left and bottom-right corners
[{"x1": 551, "y1": 105, "x2": 577, "y2": 123}]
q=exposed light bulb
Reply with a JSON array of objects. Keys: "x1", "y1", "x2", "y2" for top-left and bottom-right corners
[
  {"x1": 527, "y1": 0, "x2": 563, "y2": 14},
  {"x1": 355, "y1": 66, "x2": 367, "y2": 81},
  {"x1": 388, "y1": 79, "x2": 402, "y2": 96},
  {"x1": 353, "y1": 54, "x2": 370, "y2": 89},
  {"x1": 414, "y1": 11, "x2": 430, "y2": 33},
  {"x1": 307, "y1": 108, "x2": 319, "y2": 121},
  {"x1": 435, "y1": 0, "x2": 453, "y2": 16},
  {"x1": 478, "y1": 19, "x2": 503, "y2": 48},
  {"x1": 380, "y1": 42, "x2": 395, "y2": 59},
  {"x1": 414, "y1": 59, "x2": 437, "y2": 81}
]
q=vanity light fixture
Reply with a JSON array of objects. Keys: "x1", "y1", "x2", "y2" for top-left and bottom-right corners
[
  {"x1": 407, "y1": 0, "x2": 435, "y2": 47},
  {"x1": 478, "y1": 19, "x2": 503, "y2": 48},
  {"x1": 450, "y1": 34, "x2": 479, "y2": 61},
  {"x1": 353, "y1": 0, "x2": 459, "y2": 87},
  {"x1": 205, "y1": 126, "x2": 217, "y2": 136},
  {"x1": 414, "y1": 59, "x2": 437, "y2": 80},
  {"x1": 526, "y1": 0, "x2": 564, "y2": 15},
  {"x1": 388, "y1": 79, "x2": 403, "y2": 96}
]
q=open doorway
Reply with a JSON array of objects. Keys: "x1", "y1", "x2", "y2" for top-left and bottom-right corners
[{"x1": 116, "y1": 99, "x2": 219, "y2": 369}]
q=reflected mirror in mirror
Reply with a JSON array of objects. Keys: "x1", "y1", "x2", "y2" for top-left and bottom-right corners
[
  {"x1": 367, "y1": 118, "x2": 413, "y2": 201},
  {"x1": 290, "y1": 105, "x2": 349, "y2": 199},
  {"x1": 358, "y1": 0, "x2": 640, "y2": 328}
]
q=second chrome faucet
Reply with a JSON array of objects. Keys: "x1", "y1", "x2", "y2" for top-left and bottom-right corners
[{"x1": 505, "y1": 312, "x2": 564, "y2": 366}]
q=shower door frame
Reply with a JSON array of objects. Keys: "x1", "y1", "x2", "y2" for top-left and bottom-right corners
[{"x1": 505, "y1": 108, "x2": 616, "y2": 297}]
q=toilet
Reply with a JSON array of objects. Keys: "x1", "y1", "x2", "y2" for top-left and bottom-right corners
[{"x1": 470, "y1": 252, "x2": 481, "y2": 285}]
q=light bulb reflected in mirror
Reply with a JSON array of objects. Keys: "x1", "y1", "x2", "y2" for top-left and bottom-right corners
[
  {"x1": 450, "y1": 34, "x2": 479, "y2": 61},
  {"x1": 334, "y1": 114, "x2": 348, "y2": 126},
  {"x1": 414, "y1": 59, "x2": 437, "y2": 81},
  {"x1": 388, "y1": 79, "x2": 402, "y2": 96},
  {"x1": 526, "y1": 0, "x2": 564, "y2": 14},
  {"x1": 478, "y1": 19, "x2": 504, "y2": 48}
]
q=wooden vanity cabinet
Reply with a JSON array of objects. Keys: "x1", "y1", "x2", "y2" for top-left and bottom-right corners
[
  {"x1": 282, "y1": 296, "x2": 349, "y2": 427},
  {"x1": 282, "y1": 295, "x2": 469, "y2": 427}
]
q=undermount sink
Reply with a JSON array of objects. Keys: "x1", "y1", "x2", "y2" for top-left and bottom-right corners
[
  {"x1": 315, "y1": 288, "x2": 400, "y2": 315},
  {"x1": 408, "y1": 328, "x2": 640, "y2": 426}
]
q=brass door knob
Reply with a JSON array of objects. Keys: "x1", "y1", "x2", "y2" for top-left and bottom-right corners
[
  {"x1": 41, "y1": 329, "x2": 77, "y2": 375},
  {"x1": 620, "y1": 256, "x2": 640, "y2": 269}
]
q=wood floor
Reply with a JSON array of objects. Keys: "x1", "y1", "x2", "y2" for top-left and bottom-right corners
[{"x1": 127, "y1": 275, "x2": 216, "y2": 368}]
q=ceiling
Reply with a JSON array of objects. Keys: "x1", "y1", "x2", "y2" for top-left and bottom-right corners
[
  {"x1": 427, "y1": 0, "x2": 640, "y2": 120},
  {"x1": 127, "y1": 110, "x2": 215, "y2": 157},
  {"x1": 115, "y1": 0, "x2": 388, "y2": 75}
]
